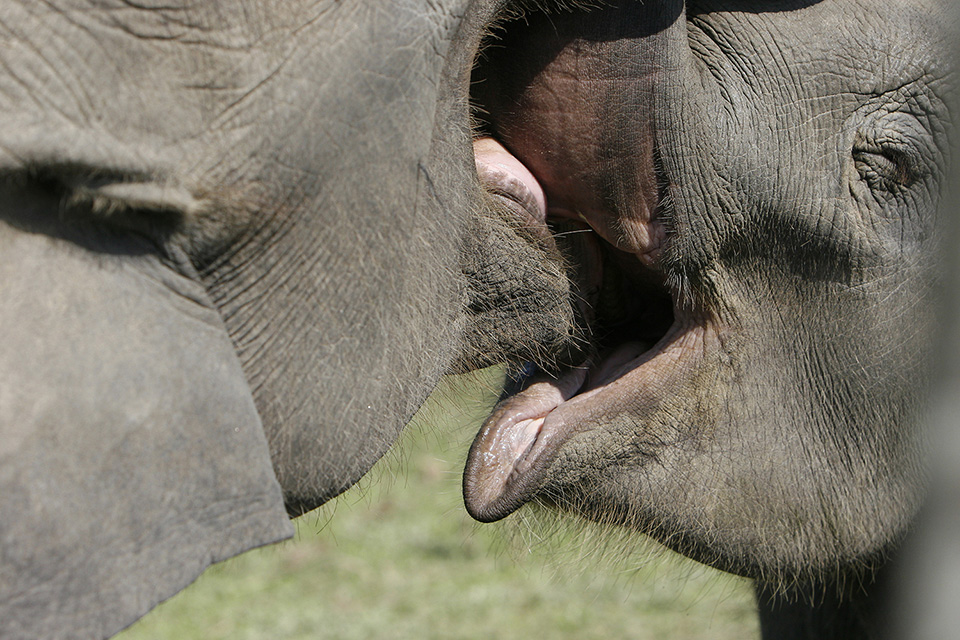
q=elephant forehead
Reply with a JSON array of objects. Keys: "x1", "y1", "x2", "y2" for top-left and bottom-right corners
[
  {"x1": 0, "y1": 1, "x2": 466, "y2": 184},
  {"x1": 690, "y1": 0, "x2": 954, "y2": 87}
]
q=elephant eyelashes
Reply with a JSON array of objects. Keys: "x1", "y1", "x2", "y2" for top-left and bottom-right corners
[
  {"x1": 66, "y1": 189, "x2": 184, "y2": 241},
  {"x1": 24, "y1": 166, "x2": 243, "y2": 262},
  {"x1": 13, "y1": 166, "x2": 184, "y2": 247}
]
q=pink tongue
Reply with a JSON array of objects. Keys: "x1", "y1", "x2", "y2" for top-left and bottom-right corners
[{"x1": 474, "y1": 137, "x2": 548, "y2": 225}]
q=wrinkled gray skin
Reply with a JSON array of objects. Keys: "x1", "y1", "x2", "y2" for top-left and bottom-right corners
[
  {"x1": 462, "y1": 1, "x2": 956, "y2": 639},
  {"x1": 0, "y1": 1, "x2": 953, "y2": 639},
  {"x1": 0, "y1": 2, "x2": 577, "y2": 638}
]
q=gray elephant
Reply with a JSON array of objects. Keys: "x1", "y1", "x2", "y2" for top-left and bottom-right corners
[
  {"x1": 462, "y1": 1, "x2": 957, "y2": 638},
  {"x1": 0, "y1": 2, "x2": 954, "y2": 640},
  {"x1": 0, "y1": 2, "x2": 572, "y2": 637}
]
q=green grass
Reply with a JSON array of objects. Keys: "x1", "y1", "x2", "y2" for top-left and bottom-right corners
[{"x1": 117, "y1": 371, "x2": 759, "y2": 640}]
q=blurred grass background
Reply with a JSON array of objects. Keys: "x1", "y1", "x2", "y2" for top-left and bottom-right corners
[{"x1": 117, "y1": 371, "x2": 759, "y2": 640}]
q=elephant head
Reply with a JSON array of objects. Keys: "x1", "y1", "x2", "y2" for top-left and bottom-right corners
[
  {"x1": 0, "y1": 2, "x2": 581, "y2": 638},
  {"x1": 461, "y1": 0, "x2": 957, "y2": 636}
]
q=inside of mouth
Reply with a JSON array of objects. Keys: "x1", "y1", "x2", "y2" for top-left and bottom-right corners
[
  {"x1": 472, "y1": 170, "x2": 678, "y2": 394},
  {"x1": 470, "y1": 3, "x2": 678, "y2": 392},
  {"x1": 567, "y1": 228, "x2": 675, "y2": 384}
]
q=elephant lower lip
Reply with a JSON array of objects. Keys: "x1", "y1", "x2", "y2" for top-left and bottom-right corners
[
  {"x1": 463, "y1": 315, "x2": 706, "y2": 523},
  {"x1": 466, "y1": 129, "x2": 680, "y2": 524}
]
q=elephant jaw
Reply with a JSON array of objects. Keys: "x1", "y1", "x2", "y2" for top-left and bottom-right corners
[{"x1": 463, "y1": 322, "x2": 713, "y2": 523}]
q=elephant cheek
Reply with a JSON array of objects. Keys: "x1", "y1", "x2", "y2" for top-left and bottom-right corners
[{"x1": 0, "y1": 210, "x2": 291, "y2": 639}]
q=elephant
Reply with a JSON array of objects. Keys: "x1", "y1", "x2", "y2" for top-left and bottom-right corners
[
  {"x1": 0, "y1": 2, "x2": 578, "y2": 638},
  {"x1": 0, "y1": 2, "x2": 954, "y2": 640},
  {"x1": 461, "y1": 1, "x2": 957, "y2": 638}
]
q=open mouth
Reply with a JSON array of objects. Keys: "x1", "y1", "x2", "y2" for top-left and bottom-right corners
[{"x1": 463, "y1": 2, "x2": 712, "y2": 523}]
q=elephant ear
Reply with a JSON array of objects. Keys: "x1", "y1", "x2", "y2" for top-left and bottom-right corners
[{"x1": 0, "y1": 209, "x2": 292, "y2": 639}]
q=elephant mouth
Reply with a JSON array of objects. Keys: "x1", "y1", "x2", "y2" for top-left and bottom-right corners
[
  {"x1": 463, "y1": 2, "x2": 712, "y2": 522},
  {"x1": 465, "y1": 136, "x2": 707, "y2": 523}
]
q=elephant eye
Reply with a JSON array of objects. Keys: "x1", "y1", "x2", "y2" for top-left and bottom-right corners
[
  {"x1": 853, "y1": 135, "x2": 921, "y2": 192},
  {"x1": 14, "y1": 164, "x2": 184, "y2": 242}
]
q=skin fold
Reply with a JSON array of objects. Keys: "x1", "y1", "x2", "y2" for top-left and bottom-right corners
[{"x1": 0, "y1": 1, "x2": 954, "y2": 639}]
